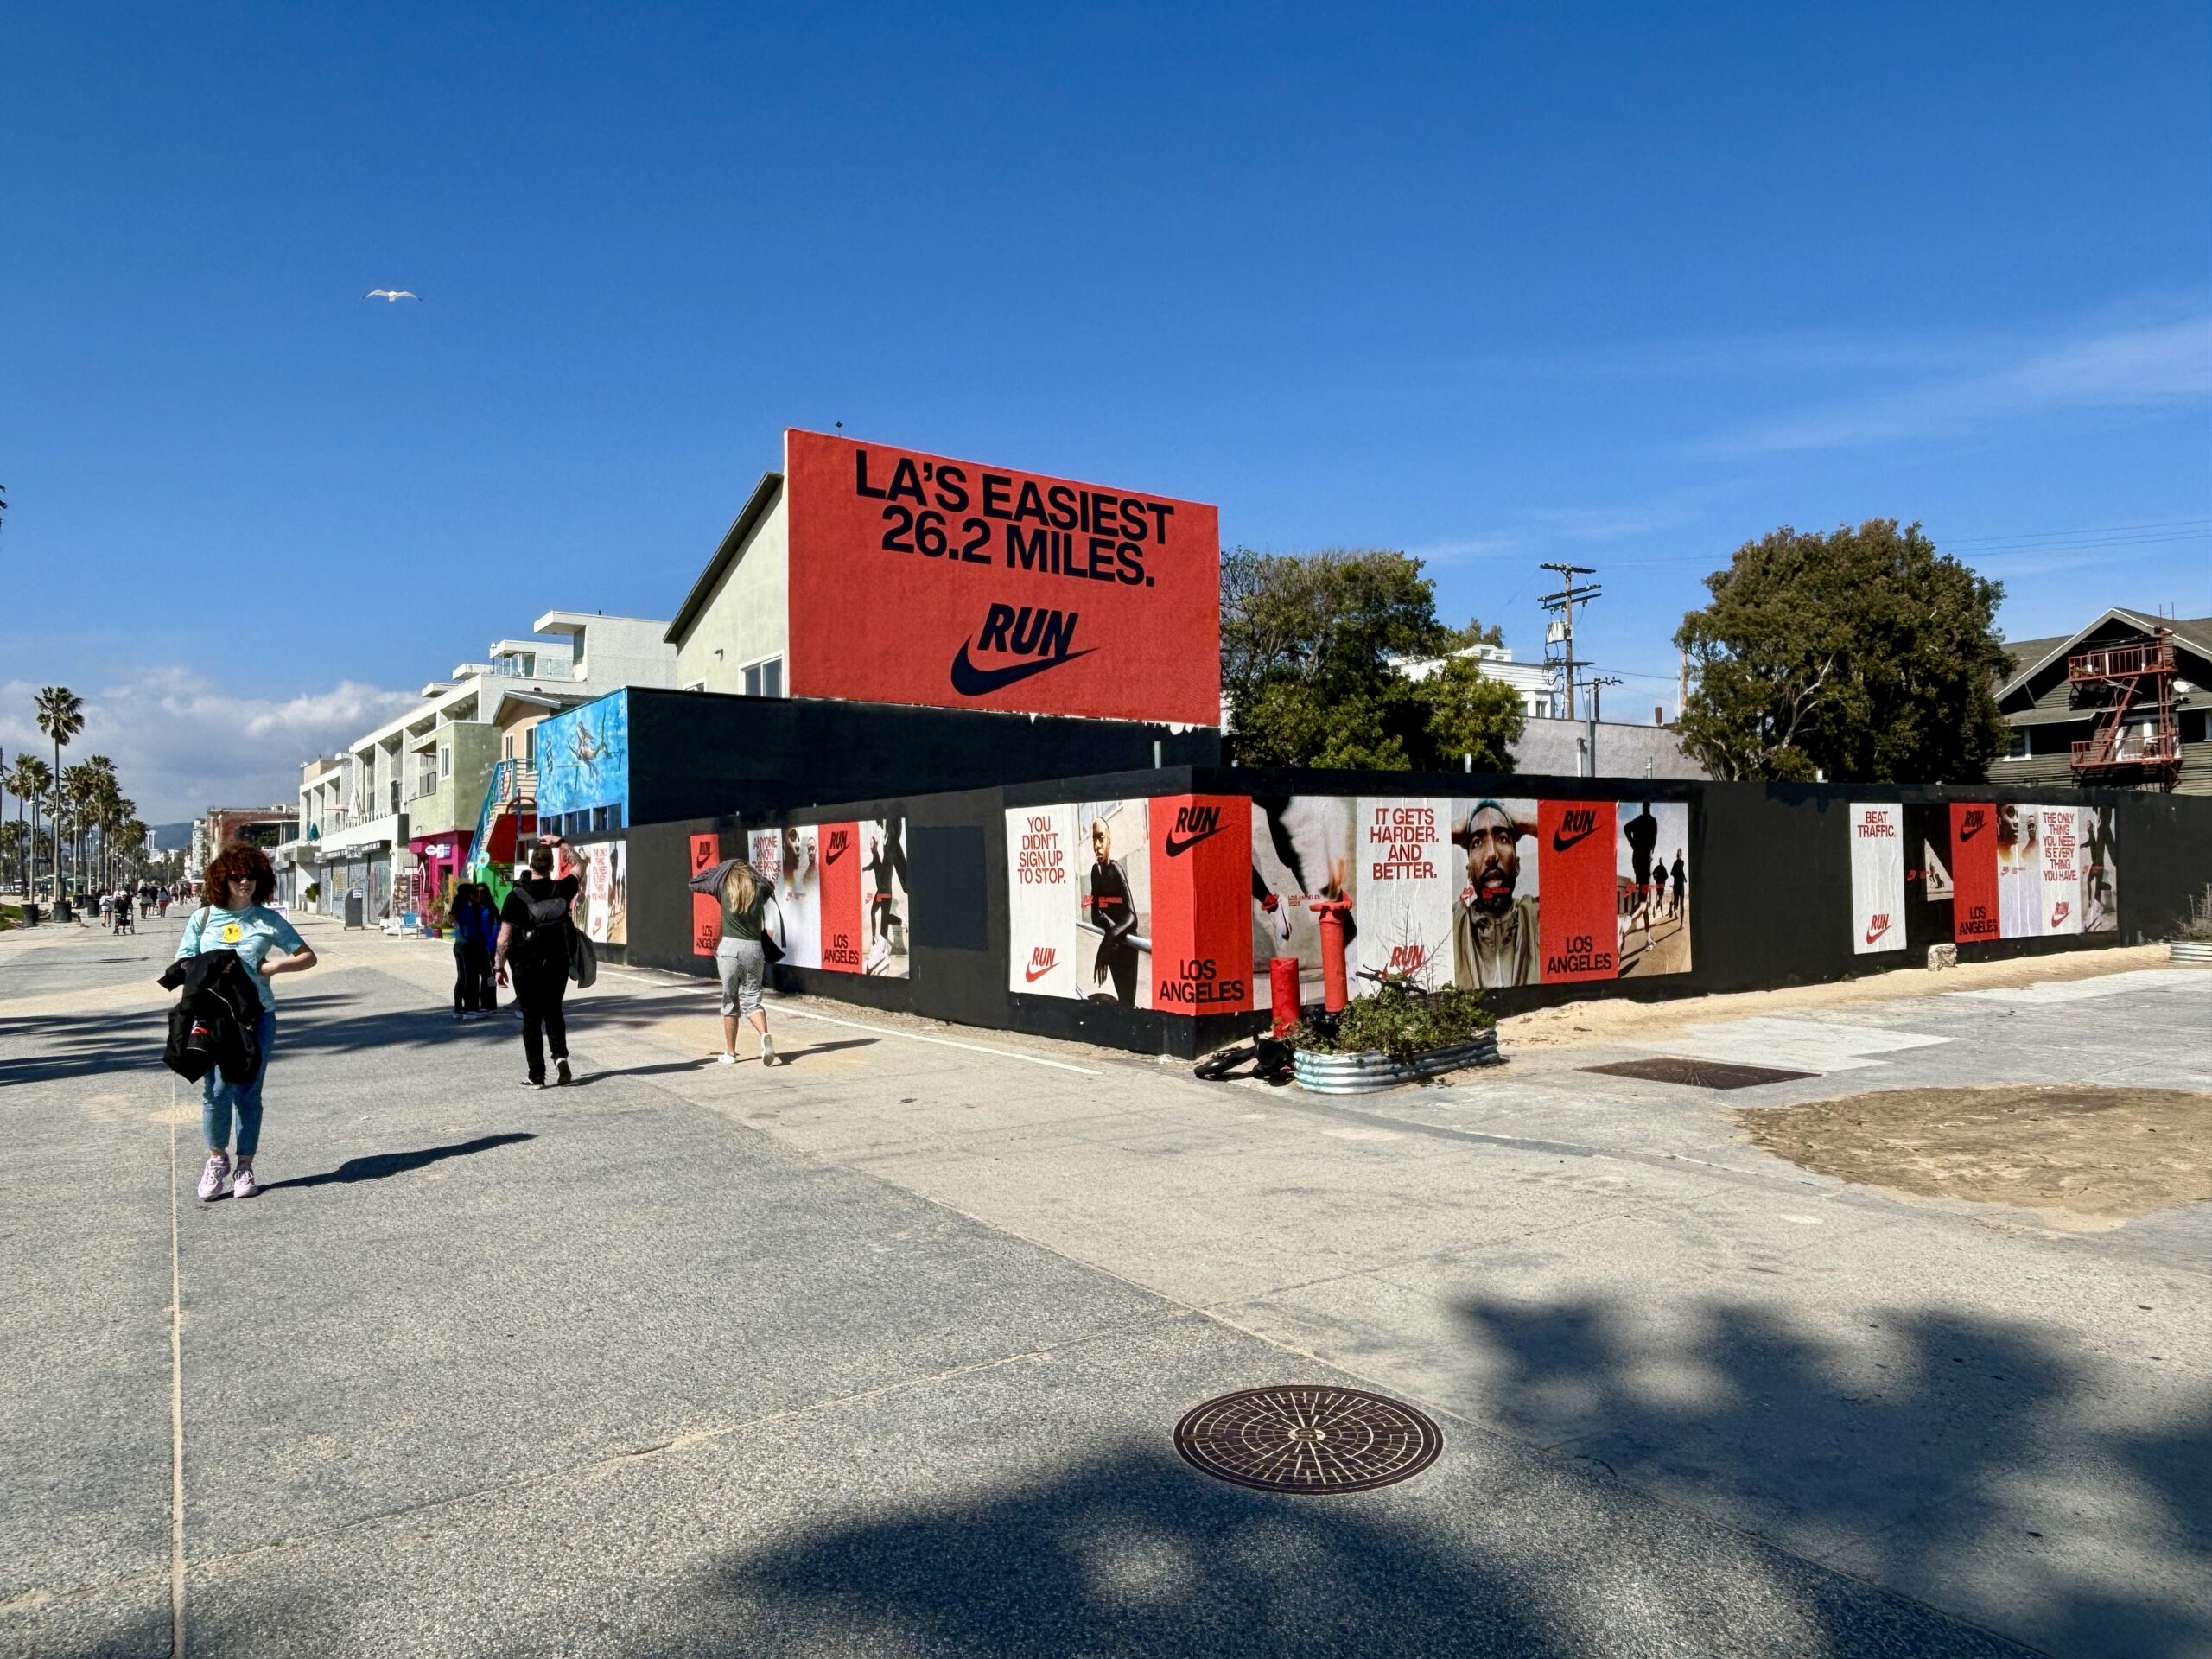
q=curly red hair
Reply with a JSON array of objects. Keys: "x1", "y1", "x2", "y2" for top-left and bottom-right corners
[{"x1": 202, "y1": 842, "x2": 276, "y2": 907}]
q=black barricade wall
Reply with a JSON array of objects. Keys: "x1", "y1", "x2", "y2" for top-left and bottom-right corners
[
  {"x1": 622, "y1": 766, "x2": 2212, "y2": 1058},
  {"x1": 626, "y1": 690, "x2": 1219, "y2": 828}
]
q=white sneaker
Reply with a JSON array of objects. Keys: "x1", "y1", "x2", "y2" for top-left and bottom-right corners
[
  {"x1": 197, "y1": 1153, "x2": 232, "y2": 1201},
  {"x1": 759, "y1": 1033, "x2": 777, "y2": 1066},
  {"x1": 716, "y1": 1052, "x2": 738, "y2": 1065},
  {"x1": 232, "y1": 1164, "x2": 261, "y2": 1200}
]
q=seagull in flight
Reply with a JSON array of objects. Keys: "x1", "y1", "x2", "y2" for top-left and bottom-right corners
[{"x1": 365, "y1": 289, "x2": 419, "y2": 302}]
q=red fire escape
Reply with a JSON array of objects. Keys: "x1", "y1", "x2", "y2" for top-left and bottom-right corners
[{"x1": 2069, "y1": 629, "x2": 2180, "y2": 786}]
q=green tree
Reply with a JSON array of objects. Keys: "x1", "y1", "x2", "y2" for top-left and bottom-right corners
[
  {"x1": 34, "y1": 686, "x2": 84, "y2": 895},
  {"x1": 1221, "y1": 548, "x2": 1521, "y2": 770},
  {"x1": 8, "y1": 755, "x2": 51, "y2": 895},
  {"x1": 1419, "y1": 655, "x2": 1527, "y2": 773},
  {"x1": 1674, "y1": 520, "x2": 2011, "y2": 784}
]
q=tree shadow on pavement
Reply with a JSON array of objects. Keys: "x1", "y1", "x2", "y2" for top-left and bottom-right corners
[
  {"x1": 1455, "y1": 1294, "x2": 2212, "y2": 1659},
  {"x1": 696, "y1": 1447, "x2": 2022, "y2": 1658},
  {"x1": 257, "y1": 1132, "x2": 537, "y2": 1191}
]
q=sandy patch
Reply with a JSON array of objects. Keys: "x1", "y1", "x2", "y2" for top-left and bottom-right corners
[
  {"x1": 1737, "y1": 1083, "x2": 2212, "y2": 1230},
  {"x1": 1499, "y1": 944, "x2": 2175, "y2": 1052}
]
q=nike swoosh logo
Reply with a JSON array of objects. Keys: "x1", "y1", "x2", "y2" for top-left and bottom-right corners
[
  {"x1": 1163, "y1": 825, "x2": 1227, "y2": 857},
  {"x1": 1959, "y1": 819, "x2": 1984, "y2": 842},
  {"x1": 950, "y1": 641, "x2": 1096, "y2": 696},
  {"x1": 1024, "y1": 961, "x2": 1057, "y2": 982},
  {"x1": 1865, "y1": 919, "x2": 1890, "y2": 944},
  {"x1": 1551, "y1": 825, "x2": 1599, "y2": 853},
  {"x1": 824, "y1": 845, "x2": 848, "y2": 865}
]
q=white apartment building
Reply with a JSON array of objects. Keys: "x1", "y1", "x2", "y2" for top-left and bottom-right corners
[
  {"x1": 283, "y1": 613, "x2": 676, "y2": 917},
  {"x1": 1394, "y1": 643, "x2": 1559, "y2": 718}
]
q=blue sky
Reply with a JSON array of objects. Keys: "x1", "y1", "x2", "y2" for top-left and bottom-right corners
[{"x1": 3, "y1": 3, "x2": 2207, "y2": 816}]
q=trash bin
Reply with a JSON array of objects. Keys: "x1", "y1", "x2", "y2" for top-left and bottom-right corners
[
  {"x1": 54, "y1": 898, "x2": 73, "y2": 924},
  {"x1": 20, "y1": 903, "x2": 38, "y2": 927},
  {"x1": 344, "y1": 893, "x2": 365, "y2": 930}
]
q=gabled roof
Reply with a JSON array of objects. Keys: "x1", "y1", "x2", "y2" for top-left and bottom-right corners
[
  {"x1": 1996, "y1": 607, "x2": 2212, "y2": 702},
  {"x1": 665, "y1": 473, "x2": 784, "y2": 647}
]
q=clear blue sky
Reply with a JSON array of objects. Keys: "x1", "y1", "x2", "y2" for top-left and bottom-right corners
[{"x1": 4, "y1": 3, "x2": 2207, "y2": 816}]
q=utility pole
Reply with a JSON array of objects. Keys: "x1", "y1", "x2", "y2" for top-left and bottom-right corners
[
  {"x1": 1586, "y1": 674, "x2": 1622, "y2": 778},
  {"x1": 1539, "y1": 563, "x2": 1601, "y2": 720}
]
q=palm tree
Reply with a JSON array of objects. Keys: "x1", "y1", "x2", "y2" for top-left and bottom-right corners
[
  {"x1": 34, "y1": 687, "x2": 84, "y2": 899},
  {"x1": 9, "y1": 755, "x2": 50, "y2": 897}
]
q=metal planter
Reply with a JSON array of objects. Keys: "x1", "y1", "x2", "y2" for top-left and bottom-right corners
[
  {"x1": 2171, "y1": 940, "x2": 2212, "y2": 964},
  {"x1": 1293, "y1": 1032, "x2": 1500, "y2": 1094}
]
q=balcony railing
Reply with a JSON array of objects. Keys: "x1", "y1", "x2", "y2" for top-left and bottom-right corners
[
  {"x1": 2069, "y1": 639, "x2": 2176, "y2": 682},
  {"x1": 2072, "y1": 731, "x2": 2182, "y2": 768}
]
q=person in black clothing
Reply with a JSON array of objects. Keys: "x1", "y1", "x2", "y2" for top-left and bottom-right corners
[
  {"x1": 1087, "y1": 817, "x2": 1139, "y2": 1006},
  {"x1": 1669, "y1": 849, "x2": 1686, "y2": 918},
  {"x1": 495, "y1": 837, "x2": 578, "y2": 1087},
  {"x1": 1622, "y1": 802, "x2": 1660, "y2": 923}
]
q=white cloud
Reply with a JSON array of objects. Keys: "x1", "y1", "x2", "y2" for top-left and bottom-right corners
[
  {"x1": 0, "y1": 670, "x2": 416, "y2": 823},
  {"x1": 1692, "y1": 311, "x2": 2212, "y2": 458}
]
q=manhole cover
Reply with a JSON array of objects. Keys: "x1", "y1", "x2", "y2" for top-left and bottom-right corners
[
  {"x1": 1174, "y1": 1386, "x2": 1442, "y2": 1494},
  {"x1": 1581, "y1": 1056, "x2": 1817, "y2": 1090}
]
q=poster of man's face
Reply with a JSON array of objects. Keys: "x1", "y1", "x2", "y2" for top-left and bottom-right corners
[{"x1": 1449, "y1": 798, "x2": 1541, "y2": 989}]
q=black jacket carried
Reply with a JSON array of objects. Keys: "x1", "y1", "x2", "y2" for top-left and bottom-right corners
[{"x1": 158, "y1": 949, "x2": 266, "y2": 1086}]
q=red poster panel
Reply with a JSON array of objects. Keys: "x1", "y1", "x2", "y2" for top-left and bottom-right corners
[
  {"x1": 817, "y1": 821, "x2": 864, "y2": 972},
  {"x1": 785, "y1": 429, "x2": 1221, "y2": 726},
  {"x1": 1537, "y1": 799, "x2": 1619, "y2": 982},
  {"x1": 689, "y1": 834, "x2": 721, "y2": 957},
  {"x1": 1950, "y1": 803, "x2": 2000, "y2": 943},
  {"x1": 1149, "y1": 795, "x2": 1254, "y2": 1013}
]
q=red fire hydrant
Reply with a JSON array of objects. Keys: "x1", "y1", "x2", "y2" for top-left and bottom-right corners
[
  {"x1": 1308, "y1": 898, "x2": 1353, "y2": 1012},
  {"x1": 1268, "y1": 956, "x2": 1301, "y2": 1035}
]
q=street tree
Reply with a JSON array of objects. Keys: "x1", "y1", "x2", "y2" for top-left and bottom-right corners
[
  {"x1": 8, "y1": 755, "x2": 51, "y2": 895},
  {"x1": 1220, "y1": 548, "x2": 1524, "y2": 770},
  {"x1": 1673, "y1": 520, "x2": 2011, "y2": 783},
  {"x1": 34, "y1": 686, "x2": 84, "y2": 895}
]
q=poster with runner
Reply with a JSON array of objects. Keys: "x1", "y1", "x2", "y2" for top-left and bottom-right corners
[
  {"x1": 575, "y1": 841, "x2": 627, "y2": 945},
  {"x1": 772, "y1": 825, "x2": 823, "y2": 969},
  {"x1": 1250, "y1": 796, "x2": 1359, "y2": 1010},
  {"x1": 1994, "y1": 804, "x2": 2045, "y2": 939},
  {"x1": 1616, "y1": 801, "x2": 1691, "y2": 977},
  {"x1": 1850, "y1": 804, "x2": 1908, "y2": 955},
  {"x1": 2080, "y1": 805, "x2": 2119, "y2": 933},
  {"x1": 1077, "y1": 800, "x2": 1151, "y2": 1008}
]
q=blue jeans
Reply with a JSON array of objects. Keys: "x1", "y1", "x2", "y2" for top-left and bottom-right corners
[{"x1": 203, "y1": 1008, "x2": 277, "y2": 1158}]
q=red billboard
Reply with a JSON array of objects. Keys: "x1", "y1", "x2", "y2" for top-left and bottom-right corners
[
  {"x1": 784, "y1": 429, "x2": 1221, "y2": 726},
  {"x1": 1949, "y1": 803, "x2": 2000, "y2": 943},
  {"x1": 1149, "y1": 794, "x2": 1254, "y2": 1013}
]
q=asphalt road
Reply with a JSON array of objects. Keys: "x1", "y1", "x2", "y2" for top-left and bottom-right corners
[{"x1": 3, "y1": 913, "x2": 2206, "y2": 1657}]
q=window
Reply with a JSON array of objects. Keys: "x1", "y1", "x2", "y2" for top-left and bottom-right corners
[
  {"x1": 2004, "y1": 726, "x2": 2031, "y2": 760},
  {"x1": 440, "y1": 747, "x2": 452, "y2": 778},
  {"x1": 591, "y1": 805, "x2": 612, "y2": 833},
  {"x1": 742, "y1": 657, "x2": 783, "y2": 698}
]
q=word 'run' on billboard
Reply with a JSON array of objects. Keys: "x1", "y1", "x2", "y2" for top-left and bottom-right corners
[
  {"x1": 784, "y1": 429, "x2": 1221, "y2": 727},
  {"x1": 1008, "y1": 795, "x2": 1691, "y2": 1014},
  {"x1": 741, "y1": 820, "x2": 909, "y2": 978},
  {"x1": 1849, "y1": 802, "x2": 2117, "y2": 953}
]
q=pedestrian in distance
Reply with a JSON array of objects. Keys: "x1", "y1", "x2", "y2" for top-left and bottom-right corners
[
  {"x1": 708, "y1": 856, "x2": 781, "y2": 1066},
  {"x1": 450, "y1": 882, "x2": 499, "y2": 1020},
  {"x1": 178, "y1": 842, "x2": 318, "y2": 1201},
  {"x1": 496, "y1": 837, "x2": 577, "y2": 1087}
]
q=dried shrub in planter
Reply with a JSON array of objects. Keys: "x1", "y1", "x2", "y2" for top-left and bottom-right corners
[{"x1": 1291, "y1": 976, "x2": 1495, "y2": 1061}]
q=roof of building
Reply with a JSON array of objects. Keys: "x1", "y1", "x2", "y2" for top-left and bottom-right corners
[
  {"x1": 1997, "y1": 607, "x2": 2212, "y2": 702},
  {"x1": 664, "y1": 473, "x2": 784, "y2": 647}
]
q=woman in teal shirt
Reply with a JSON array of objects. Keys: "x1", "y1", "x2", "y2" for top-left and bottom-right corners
[{"x1": 175, "y1": 842, "x2": 317, "y2": 1200}]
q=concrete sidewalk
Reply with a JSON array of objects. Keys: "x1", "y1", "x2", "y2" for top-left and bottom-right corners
[{"x1": 3, "y1": 914, "x2": 2205, "y2": 1657}]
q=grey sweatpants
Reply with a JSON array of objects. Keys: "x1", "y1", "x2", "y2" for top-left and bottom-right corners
[{"x1": 716, "y1": 937, "x2": 766, "y2": 1017}]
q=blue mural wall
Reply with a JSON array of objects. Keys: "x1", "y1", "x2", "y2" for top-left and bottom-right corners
[{"x1": 536, "y1": 690, "x2": 630, "y2": 827}]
